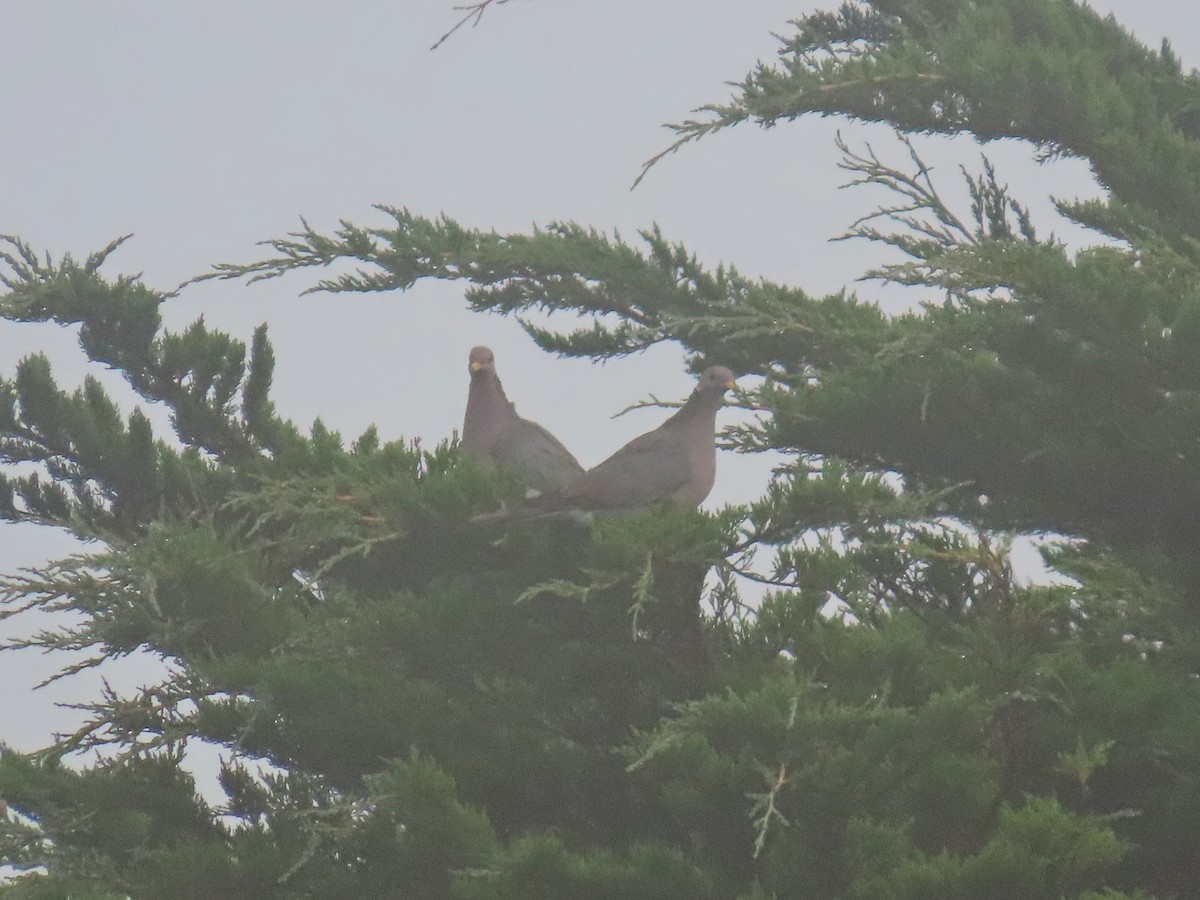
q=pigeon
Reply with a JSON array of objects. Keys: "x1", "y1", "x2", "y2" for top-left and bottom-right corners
[
  {"x1": 461, "y1": 345, "x2": 584, "y2": 494},
  {"x1": 477, "y1": 366, "x2": 736, "y2": 522}
]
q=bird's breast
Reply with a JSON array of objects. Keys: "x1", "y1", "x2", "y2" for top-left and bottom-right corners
[{"x1": 672, "y1": 433, "x2": 716, "y2": 507}]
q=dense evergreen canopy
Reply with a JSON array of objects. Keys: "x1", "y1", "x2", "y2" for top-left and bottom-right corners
[{"x1": 3, "y1": 1, "x2": 1200, "y2": 897}]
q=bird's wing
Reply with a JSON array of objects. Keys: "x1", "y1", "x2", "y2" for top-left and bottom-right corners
[
  {"x1": 496, "y1": 418, "x2": 585, "y2": 493},
  {"x1": 554, "y1": 428, "x2": 689, "y2": 510}
]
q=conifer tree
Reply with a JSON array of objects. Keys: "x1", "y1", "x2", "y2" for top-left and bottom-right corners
[{"x1": 3, "y1": 1, "x2": 1200, "y2": 897}]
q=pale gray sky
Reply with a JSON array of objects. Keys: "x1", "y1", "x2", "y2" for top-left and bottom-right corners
[{"x1": 0, "y1": 1, "x2": 1194, "y2": 756}]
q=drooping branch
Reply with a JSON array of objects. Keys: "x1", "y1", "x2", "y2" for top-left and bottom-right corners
[
  {"x1": 201, "y1": 208, "x2": 886, "y2": 378},
  {"x1": 637, "y1": 0, "x2": 1200, "y2": 238}
]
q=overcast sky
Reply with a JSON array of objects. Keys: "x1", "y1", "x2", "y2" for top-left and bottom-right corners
[{"x1": 1, "y1": 1, "x2": 1195, "y2": 761}]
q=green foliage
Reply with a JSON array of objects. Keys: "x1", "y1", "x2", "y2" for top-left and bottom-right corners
[
  {"x1": 453, "y1": 834, "x2": 711, "y2": 900},
  {"x1": 4, "y1": 1, "x2": 1200, "y2": 897},
  {"x1": 846, "y1": 796, "x2": 1128, "y2": 900}
]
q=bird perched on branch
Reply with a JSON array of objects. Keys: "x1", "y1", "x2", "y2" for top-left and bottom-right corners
[
  {"x1": 475, "y1": 365, "x2": 737, "y2": 522},
  {"x1": 461, "y1": 345, "x2": 584, "y2": 495}
]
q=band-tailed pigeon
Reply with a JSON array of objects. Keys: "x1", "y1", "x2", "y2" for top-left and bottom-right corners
[
  {"x1": 461, "y1": 346, "x2": 584, "y2": 494},
  {"x1": 478, "y1": 366, "x2": 736, "y2": 521}
]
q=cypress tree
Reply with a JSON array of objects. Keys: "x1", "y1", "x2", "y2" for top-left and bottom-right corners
[{"x1": 3, "y1": 2, "x2": 1199, "y2": 896}]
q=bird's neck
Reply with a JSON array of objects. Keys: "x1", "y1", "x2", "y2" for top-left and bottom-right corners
[
  {"x1": 666, "y1": 390, "x2": 723, "y2": 432},
  {"x1": 464, "y1": 374, "x2": 513, "y2": 442},
  {"x1": 670, "y1": 389, "x2": 722, "y2": 506}
]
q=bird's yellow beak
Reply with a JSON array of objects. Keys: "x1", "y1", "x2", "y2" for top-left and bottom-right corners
[
  {"x1": 724, "y1": 380, "x2": 736, "y2": 390},
  {"x1": 470, "y1": 362, "x2": 483, "y2": 373}
]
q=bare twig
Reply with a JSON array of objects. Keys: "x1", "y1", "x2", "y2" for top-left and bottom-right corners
[
  {"x1": 836, "y1": 131, "x2": 977, "y2": 247},
  {"x1": 432, "y1": 0, "x2": 514, "y2": 51},
  {"x1": 610, "y1": 395, "x2": 682, "y2": 420},
  {"x1": 748, "y1": 694, "x2": 800, "y2": 858}
]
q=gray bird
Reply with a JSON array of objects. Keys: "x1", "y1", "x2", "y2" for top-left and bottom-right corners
[
  {"x1": 461, "y1": 345, "x2": 584, "y2": 494},
  {"x1": 478, "y1": 366, "x2": 736, "y2": 522}
]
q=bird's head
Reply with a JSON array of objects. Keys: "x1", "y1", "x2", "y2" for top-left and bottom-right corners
[
  {"x1": 468, "y1": 345, "x2": 497, "y2": 378},
  {"x1": 694, "y1": 365, "x2": 737, "y2": 397}
]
